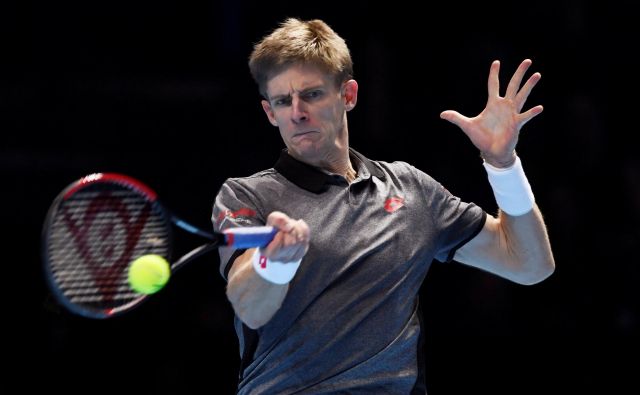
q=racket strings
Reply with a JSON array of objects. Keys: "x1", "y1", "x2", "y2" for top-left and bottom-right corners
[{"x1": 48, "y1": 185, "x2": 171, "y2": 310}]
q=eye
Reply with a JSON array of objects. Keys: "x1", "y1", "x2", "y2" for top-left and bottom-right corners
[
  {"x1": 273, "y1": 97, "x2": 291, "y2": 106},
  {"x1": 303, "y1": 90, "x2": 322, "y2": 100}
]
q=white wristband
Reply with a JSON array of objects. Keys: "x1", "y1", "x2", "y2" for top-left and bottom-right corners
[
  {"x1": 251, "y1": 249, "x2": 302, "y2": 285},
  {"x1": 483, "y1": 156, "x2": 535, "y2": 216}
]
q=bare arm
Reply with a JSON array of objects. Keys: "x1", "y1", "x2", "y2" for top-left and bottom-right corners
[
  {"x1": 455, "y1": 207, "x2": 554, "y2": 284},
  {"x1": 226, "y1": 211, "x2": 310, "y2": 329},
  {"x1": 441, "y1": 59, "x2": 555, "y2": 284}
]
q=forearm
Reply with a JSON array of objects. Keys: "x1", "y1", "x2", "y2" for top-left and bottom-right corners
[
  {"x1": 497, "y1": 205, "x2": 555, "y2": 284},
  {"x1": 483, "y1": 154, "x2": 554, "y2": 283},
  {"x1": 226, "y1": 248, "x2": 289, "y2": 329},
  {"x1": 455, "y1": 155, "x2": 555, "y2": 284},
  {"x1": 456, "y1": 207, "x2": 554, "y2": 285}
]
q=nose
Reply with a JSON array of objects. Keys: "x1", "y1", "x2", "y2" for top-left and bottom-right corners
[{"x1": 291, "y1": 96, "x2": 308, "y2": 123}]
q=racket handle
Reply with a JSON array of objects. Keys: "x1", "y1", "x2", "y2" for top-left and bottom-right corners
[{"x1": 223, "y1": 226, "x2": 278, "y2": 248}]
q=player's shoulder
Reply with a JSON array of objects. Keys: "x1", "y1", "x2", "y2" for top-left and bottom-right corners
[
  {"x1": 244, "y1": 168, "x2": 279, "y2": 180},
  {"x1": 372, "y1": 158, "x2": 424, "y2": 177},
  {"x1": 225, "y1": 168, "x2": 279, "y2": 187},
  {"x1": 371, "y1": 158, "x2": 440, "y2": 186}
]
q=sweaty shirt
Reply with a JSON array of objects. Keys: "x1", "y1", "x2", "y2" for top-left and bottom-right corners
[{"x1": 212, "y1": 149, "x2": 486, "y2": 394}]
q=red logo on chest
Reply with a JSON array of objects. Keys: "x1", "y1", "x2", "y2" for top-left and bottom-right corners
[{"x1": 384, "y1": 196, "x2": 404, "y2": 213}]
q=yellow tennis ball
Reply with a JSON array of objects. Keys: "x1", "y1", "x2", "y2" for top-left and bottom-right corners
[{"x1": 128, "y1": 254, "x2": 171, "y2": 294}]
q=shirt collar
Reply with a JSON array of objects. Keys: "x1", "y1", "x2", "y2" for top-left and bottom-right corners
[{"x1": 274, "y1": 148, "x2": 385, "y2": 193}]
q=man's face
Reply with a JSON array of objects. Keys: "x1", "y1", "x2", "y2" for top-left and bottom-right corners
[{"x1": 261, "y1": 64, "x2": 357, "y2": 166}]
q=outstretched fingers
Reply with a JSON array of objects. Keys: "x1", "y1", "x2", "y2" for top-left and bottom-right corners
[
  {"x1": 515, "y1": 71, "x2": 542, "y2": 112},
  {"x1": 517, "y1": 104, "x2": 544, "y2": 127},
  {"x1": 488, "y1": 60, "x2": 501, "y2": 98},
  {"x1": 440, "y1": 110, "x2": 470, "y2": 130},
  {"x1": 505, "y1": 59, "x2": 533, "y2": 99}
]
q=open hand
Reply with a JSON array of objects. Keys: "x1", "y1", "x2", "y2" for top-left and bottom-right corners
[{"x1": 440, "y1": 59, "x2": 543, "y2": 167}]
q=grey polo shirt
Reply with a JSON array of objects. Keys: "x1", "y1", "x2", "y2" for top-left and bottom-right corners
[{"x1": 212, "y1": 149, "x2": 486, "y2": 394}]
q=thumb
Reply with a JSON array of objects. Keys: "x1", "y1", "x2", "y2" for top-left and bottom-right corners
[{"x1": 440, "y1": 110, "x2": 467, "y2": 128}]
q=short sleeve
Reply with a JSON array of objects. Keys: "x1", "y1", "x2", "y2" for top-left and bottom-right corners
[
  {"x1": 212, "y1": 179, "x2": 266, "y2": 281},
  {"x1": 431, "y1": 181, "x2": 486, "y2": 263},
  {"x1": 402, "y1": 163, "x2": 486, "y2": 263}
]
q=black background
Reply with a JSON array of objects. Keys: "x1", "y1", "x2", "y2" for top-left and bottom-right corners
[{"x1": 3, "y1": 0, "x2": 638, "y2": 393}]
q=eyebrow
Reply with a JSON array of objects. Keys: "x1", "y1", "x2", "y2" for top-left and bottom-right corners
[{"x1": 269, "y1": 84, "x2": 325, "y2": 102}]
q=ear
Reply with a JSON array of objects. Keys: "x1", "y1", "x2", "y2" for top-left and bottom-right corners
[
  {"x1": 342, "y1": 80, "x2": 358, "y2": 111},
  {"x1": 261, "y1": 100, "x2": 278, "y2": 127}
]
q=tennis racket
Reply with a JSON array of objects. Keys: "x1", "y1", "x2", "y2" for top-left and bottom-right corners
[{"x1": 42, "y1": 173, "x2": 276, "y2": 319}]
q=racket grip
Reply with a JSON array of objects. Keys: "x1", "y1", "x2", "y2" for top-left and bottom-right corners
[{"x1": 223, "y1": 226, "x2": 278, "y2": 248}]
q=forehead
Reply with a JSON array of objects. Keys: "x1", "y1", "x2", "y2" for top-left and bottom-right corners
[{"x1": 266, "y1": 64, "x2": 334, "y2": 97}]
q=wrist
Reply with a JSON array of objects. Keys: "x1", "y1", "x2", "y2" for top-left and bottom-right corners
[
  {"x1": 481, "y1": 151, "x2": 517, "y2": 169},
  {"x1": 251, "y1": 249, "x2": 302, "y2": 285},
  {"x1": 483, "y1": 155, "x2": 535, "y2": 216}
]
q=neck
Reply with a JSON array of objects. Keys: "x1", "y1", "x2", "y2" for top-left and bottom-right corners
[
  {"x1": 344, "y1": 165, "x2": 357, "y2": 183},
  {"x1": 292, "y1": 150, "x2": 355, "y2": 182},
  {"x1": 318, "y1": 148, "x2": 354, "y2": 181}
]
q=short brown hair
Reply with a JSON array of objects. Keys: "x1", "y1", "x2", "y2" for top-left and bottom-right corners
[{"x1": 249, "y1": 18, "x2": 353, "y2": 98}]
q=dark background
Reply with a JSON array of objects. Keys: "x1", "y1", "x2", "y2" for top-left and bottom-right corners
[{"x1": 3, "y1": 0, "x2": 638, "y2": 393}]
